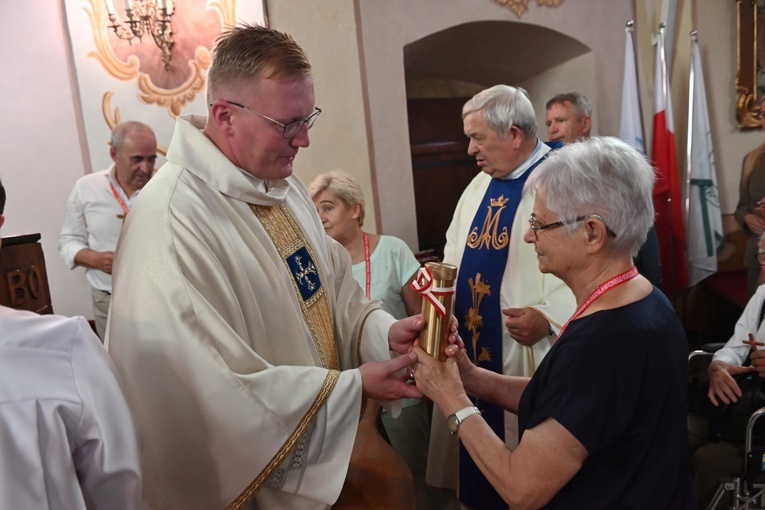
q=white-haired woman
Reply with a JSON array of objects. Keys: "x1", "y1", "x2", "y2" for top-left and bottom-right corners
[{"x1": 412, "y1": 137, "x2": 697, "y2": 509}]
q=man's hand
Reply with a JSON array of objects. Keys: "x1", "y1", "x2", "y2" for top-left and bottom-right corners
[
  {"x1": 502, "y1": 307, "x2": 550, "y2": 346},
  {"x1": 750, "y1": 348, "x2": 765, "y2": 378},
  {"x1": 359, "y1": 352, "x2": 422, "y2": 401},
  {"x1": 388, "y1": 315, "x2": 425, "y2": 354},
  {"x1": 75, "y1": 249, "x2": 115, "y2": 274},
  {"x1": 389, "y1": 314, "x2": 463, "y2": 356},
  {"x1": 93, "y1": 251, "x2": 115, "y2": 274},
  {"x1": 707, "y1": 360, "x2": 755, "y2": 406},
  {"x1": 744, "y1": 212, "x2": 765, "y2": 236}
]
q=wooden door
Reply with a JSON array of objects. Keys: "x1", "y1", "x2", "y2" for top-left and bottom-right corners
[{"x1": 408, "y1": 98, "x2": 479, "y2": 260}]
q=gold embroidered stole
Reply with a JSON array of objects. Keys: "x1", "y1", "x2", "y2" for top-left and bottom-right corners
[
  {"x1": 226, "y1": 203, "x2": 340, "y2": 510},
  {"x1": 250, "y1": 203, "x2": 338, "y2": 370}
]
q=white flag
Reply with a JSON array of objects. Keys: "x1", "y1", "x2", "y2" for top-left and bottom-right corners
[
  {"x1": 619, "y1": 22, "x2": 645, "y2": 154},
  {"x1": 685, "y1": 34, "x2": 723, "y2": 286}
]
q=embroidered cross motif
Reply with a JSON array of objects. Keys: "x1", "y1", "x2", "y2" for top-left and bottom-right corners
[
  {"x1": 286, "y1": 246, "x2": 321, "y2": 302},
  {"x1": 293, "y1": 255, "x2": 317, "y2": 291}
]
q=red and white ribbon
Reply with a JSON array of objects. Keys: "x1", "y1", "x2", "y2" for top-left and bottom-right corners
[{"x1": 411, "y1": 266, "x2": 456, "y2": 319}]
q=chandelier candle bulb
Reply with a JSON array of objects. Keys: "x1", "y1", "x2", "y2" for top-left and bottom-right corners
[{"x1": 411, "y1": 262, "x2": 458, "y2": 361}]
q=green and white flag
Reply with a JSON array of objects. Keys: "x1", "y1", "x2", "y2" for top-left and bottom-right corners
[{"x1": 685, "y1": 33, "x2": 723, "y2": 287}]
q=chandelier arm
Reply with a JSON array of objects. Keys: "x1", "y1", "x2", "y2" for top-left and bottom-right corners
[{"x1": 104, "y1": 0, "x2": 175, "y2": 70}]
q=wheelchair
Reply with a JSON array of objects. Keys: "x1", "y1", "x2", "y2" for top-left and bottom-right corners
[{"x1": 689, "y1": 348, "x2": 765, "y2": 510}]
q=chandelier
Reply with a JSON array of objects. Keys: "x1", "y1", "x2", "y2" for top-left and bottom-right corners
[{"x1": 103, "y1": 0, "x2": 176, "y2": 71}]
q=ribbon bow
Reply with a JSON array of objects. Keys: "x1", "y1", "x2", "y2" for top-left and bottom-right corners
[{"x1": 411, "y1": 266, "x2": 456, "y2": 319}]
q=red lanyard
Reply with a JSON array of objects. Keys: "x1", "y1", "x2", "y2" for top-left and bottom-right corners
[
  {"x1": 110, "y1": 183, "x2": 130, "y2": 217},
  {"x1": 363, "y1": 232, "x2": 371, "y2": 299},
  {"x1": 557, "y1": 266, "x2": 639, "y2": 339}
]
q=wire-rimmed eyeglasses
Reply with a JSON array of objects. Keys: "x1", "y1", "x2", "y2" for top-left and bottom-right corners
[
  {"x1": 221, "y1": 100, "x2": 321, "y2": 138},
  {"x1": 528, "y1": 212, "x2": 618, "y2": 240}
]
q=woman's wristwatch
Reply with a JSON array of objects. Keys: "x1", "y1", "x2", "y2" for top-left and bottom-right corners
[{"x1": 447, "y1": 406, "x2": 482, "y2": 434}]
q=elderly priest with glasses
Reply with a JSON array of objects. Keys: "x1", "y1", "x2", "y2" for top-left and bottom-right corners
[{"x1": 106, "y1": 24, "x2": 430, "y2": 510}]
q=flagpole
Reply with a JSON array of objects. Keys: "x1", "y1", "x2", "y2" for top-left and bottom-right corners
[
  {"x1": 659, "y1": 22, "x2": 677, "y2": 293},
  {"x1": 661, "y1": 0, "x2": 678, "y2": 73},
  {"x1": 685, "y1": 30, "x2": 698, "y2": 233},
  {"x1": 619, "y1": 19, "x2": 646, "y2": 154},
  {"x1": 625, "y1": 19, "x2": 645, "y2": 150}
]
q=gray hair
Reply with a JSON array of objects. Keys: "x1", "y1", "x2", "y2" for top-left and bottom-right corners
[
  {"x1": 110, "y1": 121, "x2": 155, "y2": 152},
  {"x1": 462, "y1": 85, "x2": 537, "y2": 139},
  {"x1": 206, "y1": 24, "x2": 311, "y2": 105},
  {"x1": 546, "y1": 92, "x2": 592, "y2": 119},
  {"x1": 524, "y1": 136, "x2": 655, "y2": 257},
  {"x1": 307, "y1": 170, "x2": 366, "y2": 227}
]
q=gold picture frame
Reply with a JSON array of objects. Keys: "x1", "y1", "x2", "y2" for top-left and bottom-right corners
[{"x1": 737, "y1": 0, "x2": 761, "y2": 130}]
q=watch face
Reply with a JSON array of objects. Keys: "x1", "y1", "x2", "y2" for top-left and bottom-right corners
[{"x1": 448, "y1": 414, "x2": 459, "y2": 434}]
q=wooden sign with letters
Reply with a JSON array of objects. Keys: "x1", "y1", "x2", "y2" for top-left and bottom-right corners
[{"x1": 0, "y1": 234, "x2": 53, "y2": 314}]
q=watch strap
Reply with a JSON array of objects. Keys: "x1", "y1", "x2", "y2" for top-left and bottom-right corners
[{"x1": 450, "y1": 405, "x2": 481, "y2": 434}]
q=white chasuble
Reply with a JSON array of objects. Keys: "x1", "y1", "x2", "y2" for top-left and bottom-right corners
[{"x1": 107, "y1": 115, "x2": 394, "y2": 510}]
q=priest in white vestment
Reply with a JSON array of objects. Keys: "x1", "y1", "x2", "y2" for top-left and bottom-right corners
[{"x1": 106, "y1": 25, "x2": 425, "y2": 510}]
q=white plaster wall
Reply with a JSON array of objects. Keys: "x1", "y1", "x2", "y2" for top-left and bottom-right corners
[
  {"x1": 0, "y1": 0, "x2": 93, "y2": 319},
  {"x1": 520, "y1": 53, "x2": 599, "y2": 139},
  {"x1": 267, "y1": 0, "x2": 380, "y2": 234},
  {"x1": 355, "y1": 0, "x2": 633, "y2": 249}
]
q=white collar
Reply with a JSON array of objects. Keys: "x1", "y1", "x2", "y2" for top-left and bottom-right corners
[{"x1": 500, "y1": 139, "x2": 549, "y2": 180}]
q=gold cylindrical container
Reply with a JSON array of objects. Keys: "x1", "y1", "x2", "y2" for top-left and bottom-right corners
[{"x1": 414, "y1": 262, "x2": 458, "y2": 361}]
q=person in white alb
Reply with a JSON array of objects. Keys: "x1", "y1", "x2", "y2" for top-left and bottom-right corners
[
  {"x1": 0, "y1": 178, "x2": 145, "y2": 509},
  {"x1": 58, "y1": 121, "x2": 157, "y2": 340},
  {"x1": 106, "y1": 24, "x2": 432, "y2": 510}
]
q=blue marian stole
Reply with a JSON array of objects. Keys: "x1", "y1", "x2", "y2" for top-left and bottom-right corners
[{"x1": 455, "y1": 174, "x2": 527, "y2": 510}]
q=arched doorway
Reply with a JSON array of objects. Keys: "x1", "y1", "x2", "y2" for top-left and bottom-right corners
[{"x1": 403, "y1": 20, "x2": 593, "y2": 257}]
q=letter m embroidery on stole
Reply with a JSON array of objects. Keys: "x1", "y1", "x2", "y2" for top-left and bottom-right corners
[{"x1": 466, "y1": 194, "x2": 510, "y2": 250}]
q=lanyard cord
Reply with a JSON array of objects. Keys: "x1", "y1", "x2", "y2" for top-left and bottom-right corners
[
  {"x1": 557, "y1": 266, "x2": 639, "y2": 339},
  {"x1": 110, "y1": 183, "x2": 130, "y2": 217},
  {"x1": 363, "y1": 232, "x2": 371, "y2": 299}
]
